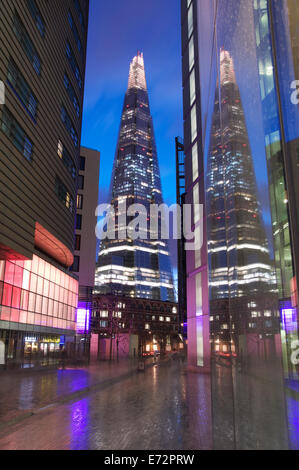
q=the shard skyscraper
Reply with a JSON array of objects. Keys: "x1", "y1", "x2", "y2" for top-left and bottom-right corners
[
  {"x1": 95, "y1": 53, "x2": 175, "y2": 302},
  {"x1": 207, "y1": 50, "x2": 275, "y2": 299},
  {"x1": 207, "y1": 50, "x2": 278, "y2": 354}
]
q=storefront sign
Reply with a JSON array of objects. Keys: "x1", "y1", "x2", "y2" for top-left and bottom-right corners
[{"x1": 25, "y1": 337, "x2": 37, "y2": 343}]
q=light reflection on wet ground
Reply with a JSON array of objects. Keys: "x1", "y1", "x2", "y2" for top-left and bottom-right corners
[{"x1": 0, "y1": 360, "x2": 298, "y2": 450}]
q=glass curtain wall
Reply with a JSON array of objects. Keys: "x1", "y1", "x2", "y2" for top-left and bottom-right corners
[{"x1": 195, "y1": 0, "x2": 299, "y2": 449}]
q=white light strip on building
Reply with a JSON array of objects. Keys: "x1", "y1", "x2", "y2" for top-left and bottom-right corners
[{"x1": 98, "y1": 245, "x2": 169, "y2": 256}]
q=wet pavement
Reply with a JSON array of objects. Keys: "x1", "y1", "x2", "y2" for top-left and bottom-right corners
[
  {"x1": 0, "y1": 359, "x2": 212, "y2": 450},
  {"x1": 0, "y1": 359, "x2": 298, "y2": 450}
]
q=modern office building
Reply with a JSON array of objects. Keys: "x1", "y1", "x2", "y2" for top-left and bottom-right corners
[
  {"x1": 71, "y1": 146, "x2": 100, "y2": 355},
  {"x1": 71, "y1": 146, "x2": 100, "y2": 299},
  {"x1": 181, "y1": 0, "x2": 299, "y2": 449},
  {"x1": 175, "y1": 137, "x2": 187, "y2": 333},
  {"x1": 0, "y1": 0, "x2": 89, "y2": 365},
  {"x1": 95, "y1": 53, "x2": 175, "y2": 302}
]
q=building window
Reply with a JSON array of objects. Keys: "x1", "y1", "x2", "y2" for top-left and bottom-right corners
[
  {"x1": 80, "y1": 156, "x2": 86, "y2": 171},
  {"x1": 64, "y1": 74, "x2": 80, "y2": 117},
  {"x1": 66, "y1": 41, "x2": 82, "y2": 91},
  {"x1": 13, "y1": 13, "x2": 42, "y2": 75},
  {"x1": 190, "y1": 69, "x2": 196, "y2": 107},
  {"x1": 68, "y1": 11, "x2": 83, "y2": 60},
  {"x1": 192, "y1": 144, "x2": 198, "y2": 181},
  {"x1": 61, "y1": 106, "x2": 79, "y2": 148},
  {"x1": 57, "y1": 140, "x2": 76, "y2": 180},
  {"x1": 188, "y1": 3, "x2": 193, "y2": 39},
  {"x1": 55, "y1": 176, "x2": 74, "y2": 213},
  {"x1": 27, "y1": 0, "x2": 46, "y2": 37},
  {"x1": 191, "y1": 104, "x2": 197, "y2": 143},
  {"x1": 75, "y1": 235, "x2": 81, "y2": 251},
  {"x1": 77, "y1": 194, "x2": 83, "y2": 210},
  {"x1": 70, "y1": 255, "x2": 80, "y2": 272},
  {"x1": 193, "y1": 183, "x2": 200, "y2": 224},
  {"x1": 1, "y1": 106, "x2": 33, "y2": 161},
  {"x1": 78, "y1": 174, "x2": 84, "y2": 190},
  {"x1": 76, "y1": 214, "x2": 82, "y2": 230},
  {"x1": 73, "y1": 0, "x2": 85, "y2": 33},
  {"x1": 7, "y1": 58, "x2": 38, "y2": 119},
  {"x1": 189, "y1": 35, "x2": 194, "y2": 72}
]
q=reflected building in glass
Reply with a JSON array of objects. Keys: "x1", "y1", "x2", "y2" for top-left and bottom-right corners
[
  {"x1": 95, "y1": 53, "x2": 175, "y2": 302},
  {"x1": 207, "y1": 49, "x2": 278, "y2": 356}
]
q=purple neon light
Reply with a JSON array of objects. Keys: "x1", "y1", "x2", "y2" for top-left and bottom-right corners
[
  {"x1": 281, "y1": 308, "x2": 298, "y2": 334},
  {"x1": 76, "y1": 308, "x2": 90, "y2": 334}
]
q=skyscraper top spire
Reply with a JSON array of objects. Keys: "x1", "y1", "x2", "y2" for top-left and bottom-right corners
[
  {"x1": 220, "y1": 49, "x2": 236, "y2": 86},
  {"x1": 128, "y1": 52, "x2": 147, "y2": 91}
]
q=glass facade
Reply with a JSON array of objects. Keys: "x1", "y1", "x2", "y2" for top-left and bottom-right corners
[
  {"x1": 182, "y1": 0, "x2": 299, "y2": 449},
  {"x1": 95, "y1": 53, "x2": 175, "y2": 301},
  {"x1": 0, "y1": 255, "x2": 78, "y2": 332}
]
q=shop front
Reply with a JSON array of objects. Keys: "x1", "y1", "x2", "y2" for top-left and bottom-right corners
[{"x1": 24, "y1": 335, "x2": 62, "y2": 359}]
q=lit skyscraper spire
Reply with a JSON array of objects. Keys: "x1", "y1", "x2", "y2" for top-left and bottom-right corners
[
  {"x1": 128, "y1": 51, "x2": 147, "y2": 90},
  {"x1": 220, "y1": 48, "x2": 236, "y2": 86},
  {"x1": 95, "y1": 54, "x2": 175, "y2": 301}
]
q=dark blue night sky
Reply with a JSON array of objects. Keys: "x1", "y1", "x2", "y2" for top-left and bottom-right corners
[{"x1": 81, "y1": 0, "x2": 183, "y2": 208}]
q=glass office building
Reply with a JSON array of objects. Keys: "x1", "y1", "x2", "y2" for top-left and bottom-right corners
[
  {"x1": 0, "y1": 0, "x2": 89, "y2": 366},
  {"x1": 181, "y1": 0, "x2": 299, "y2": 449},
  {"x1": 95, "y1": 53, "x2": 175, "y2": 302}
]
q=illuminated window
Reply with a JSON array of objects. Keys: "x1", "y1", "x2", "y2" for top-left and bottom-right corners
[
  {"x1": 190, "y1": 69, "x2": 196, "y2": 107},
  {"x1": 188, "y1": 4, "x2": 193, "y2": 39},
  {"x1": 189, "y1": 36, "x2": 194, "y2": 72},
  {"x1": 191, "y1": 104, "x2": 197, "y2": 143},
  {"x1": 77, "y1": 194, "x2": 83, "y2": 210},
  {"x1": 193, "y1": 183, "x2": 200, "y2": 223},
  {"x1": 57, "y1": 140, "x2": 76, "y2": 180},
  {"x1": 196, "y1": 273, "x2": 202, "y2": 316},
  {"x1": 55, "y1": 176, "x2": 74, "y2": 213}
]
